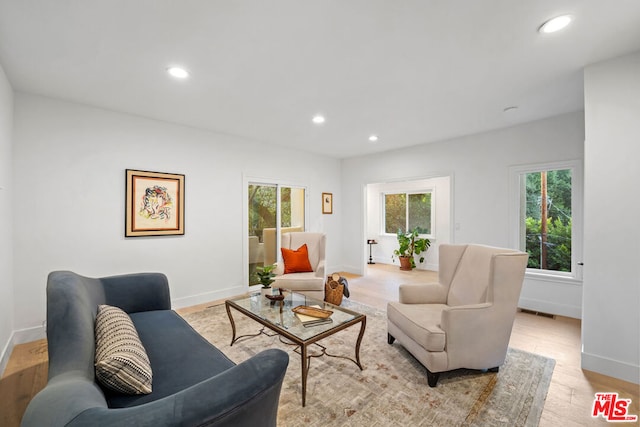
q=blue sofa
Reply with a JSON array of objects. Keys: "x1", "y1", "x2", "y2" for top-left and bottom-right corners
[{"x1": 21, "y1": 271, "x2": 289, "y2": 427}]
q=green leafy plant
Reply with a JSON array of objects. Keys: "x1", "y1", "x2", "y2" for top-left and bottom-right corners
[
  {"x1": 256, "y1": 264, "x2": 276, "y2": 288},
  {"x1": 392, "y1": 228, "x2": 431, "y2": 269}
]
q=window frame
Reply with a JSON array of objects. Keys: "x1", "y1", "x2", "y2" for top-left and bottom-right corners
[
  {"x1": 381, "y1": 189, "x2": 435, "y2": 239},
  {"x1": 509, "y1": 160, "x2": 583, "y2": 281}
]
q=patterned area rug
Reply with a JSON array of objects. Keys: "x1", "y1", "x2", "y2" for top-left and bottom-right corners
[{"x1": 182, "y1": 299, "x2": 554, "y2": 427}]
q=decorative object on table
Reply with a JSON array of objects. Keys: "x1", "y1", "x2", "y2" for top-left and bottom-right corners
[
  {"x1": 391, "y1": 228, "x2": 430, "y2": 270},
  {"x1": 366, "y1": 239, "x2": 378, "y2": 264},
  {"x1": 125, "y1": 169, "x2": 185, "y2": 237},
  {"x1": 322, "y1": 192, "x2": 333, "y2": 214},
  {"x1": 324, "y1": 273, "x2": 348, "y2": 306},
  {"x1": 293, "y1": 305, "x2": 334, "y2": 327},
  {"x1": 256, "y1": 264, "x2": 276, "y2": 287},
  {"x1": 291, "y1": 305, "x2": 333, "y2": 319},
  {"x1": 265, "y1": 288, "x2": 285, "y2": 302}
]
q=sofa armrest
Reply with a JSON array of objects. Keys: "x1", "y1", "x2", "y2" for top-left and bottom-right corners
[
  {"x1": 399, "y1": 283, "x2": 448, "y2": 304},
  {"x1": 101, "y1": 273, "x2": 171, "y2": 313},
  {"x1": 65, "y1": 349, "x2": 289, "y2": 427}
]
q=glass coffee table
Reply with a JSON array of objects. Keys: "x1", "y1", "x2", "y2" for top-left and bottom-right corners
[{"x1": 225, "y1": 290, "x2": 366, "y2": 406}]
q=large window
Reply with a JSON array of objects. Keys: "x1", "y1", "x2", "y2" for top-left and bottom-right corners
[
  {"x1": 384, "y1": 191, "x2": 433, "y2": 236},
  {"x1": 511, "y1": 161, "x2": 582, "y2": 278}
]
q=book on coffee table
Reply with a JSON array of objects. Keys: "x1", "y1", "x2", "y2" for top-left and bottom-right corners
[{"x1": 294, "y1": 305, "x2": 334, "y2": 327}]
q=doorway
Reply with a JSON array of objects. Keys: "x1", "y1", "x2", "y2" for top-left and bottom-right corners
[{"x1": 363, "y1": 175, "x2": 452, "y2": 273}]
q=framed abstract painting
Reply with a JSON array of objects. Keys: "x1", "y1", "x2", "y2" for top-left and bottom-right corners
[{"x1": 125, "y1": 169, "x2": 185, "y2": 237}]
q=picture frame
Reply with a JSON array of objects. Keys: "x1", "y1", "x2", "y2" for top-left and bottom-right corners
[
  {"x1": 322, "y1": 192, "x2": 333, "y2": 214},
  {"x1": 125, "y1": 169, "x2": 185, "y2": 237}
]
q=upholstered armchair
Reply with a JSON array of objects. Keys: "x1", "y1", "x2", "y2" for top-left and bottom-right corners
[
  {"x1": 273, "y1": 232, "x2": 326, "y2": 300},
  {"x1": 387, "y1": 244, "x2": 528, "y2": 386}
]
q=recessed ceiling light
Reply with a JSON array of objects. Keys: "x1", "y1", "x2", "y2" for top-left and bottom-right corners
[
  {"x1": 167, "y1": 67, "x2": 189, "y2": 79},
  {"x1": 312, "y1": 115, "x2": 326, "y2": 124},
  {"x1": 538, "y1": 15, "x2": 572, "y2": 34},
  {"x1": 368, "y1": 135, "x2": 379, "y2": 142}
]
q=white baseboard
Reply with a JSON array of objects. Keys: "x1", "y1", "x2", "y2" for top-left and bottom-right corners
[
  {"x1": 0, "y1": 325, "x2": 46, "y2": 377},
  {"x1": 582, "y1": 351, "x2": 640, "y2": 385},
  {"x1": 518, "y1": 297, "x2": 582, "y2": 319},
  {"x1": 171, "y1": 284, "x2": 247, "y2": 309},
  {"x1": 0, "y1": 334, "x2": 13, "y2": 377}
]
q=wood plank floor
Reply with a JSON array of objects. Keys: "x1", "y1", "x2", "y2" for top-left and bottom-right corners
[{"x1": 1, "y1": 264, "x2": 638, "y2": 426}]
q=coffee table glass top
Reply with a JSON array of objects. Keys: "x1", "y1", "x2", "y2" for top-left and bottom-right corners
[{"x1": 227, "y1": 290, "x2": 363, "y2": 341}]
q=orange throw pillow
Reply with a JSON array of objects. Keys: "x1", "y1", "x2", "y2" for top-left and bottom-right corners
[{"x1": 281, "y1": 244, "x2": 314, "y2": 274}]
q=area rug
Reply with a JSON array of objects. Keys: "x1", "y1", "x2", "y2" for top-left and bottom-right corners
[{"x1": 182, "y1": 299, "x2": 555, "y2": 427}]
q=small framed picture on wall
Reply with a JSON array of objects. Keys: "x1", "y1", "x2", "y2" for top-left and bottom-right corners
[
  {"x1": 125, "y1": 169, "x2": 185, "y2": 237},
  {"x1": 322, "y1": 192, "x2": 333, "y2": 214}
]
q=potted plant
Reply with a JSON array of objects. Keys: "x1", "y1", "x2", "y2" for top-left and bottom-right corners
[
  {"x1": 392, "y1": 228, "x2": 431, "y2": 271},
  {"x1": 256, "y1": 264, "x2": 276, "y2": 296}
]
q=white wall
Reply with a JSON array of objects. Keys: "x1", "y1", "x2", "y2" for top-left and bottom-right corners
[
  {"x1": 365, "y1": 176, "x2": 450, "y2": 269},
  {"x1": 0, "y1": 63, "x2": 14, "y2": 373},
  {"x1": 12, "y1": 93, "x2": 342, "y2": 337},
  {"x1": 583, "y1": 52, "x2": 640, "y2": 384},
  {"x1": 341, "y1": 112, "x2": 585, "y2": 316}
]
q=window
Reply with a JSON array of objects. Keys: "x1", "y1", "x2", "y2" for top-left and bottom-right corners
[
  {"x1": 247, "y1": 182, "x2": 306, "y2": 285},
  {"x1": 383, "y1": 191, "x2": 433, "y2": 236},
  {"x1": 511, "y1": 161, "x2": 582, "y2": 278}
]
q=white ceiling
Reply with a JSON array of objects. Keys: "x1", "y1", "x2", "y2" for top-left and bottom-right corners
[{"x1": 1, "y1": 1, "x2": 639, "y2": 158}]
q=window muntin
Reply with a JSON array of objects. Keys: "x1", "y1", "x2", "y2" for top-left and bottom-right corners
[{"x1": 384, "y1": 191, "x2": 433, "y2": 236}]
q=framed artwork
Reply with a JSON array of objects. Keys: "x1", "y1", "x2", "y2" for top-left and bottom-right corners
[
  {"x1": 322, "y1": 192, "x2": 333, "y2": 214},
  {"x1": 125, "y1": 169, "x2": 185, "y2": 237}
]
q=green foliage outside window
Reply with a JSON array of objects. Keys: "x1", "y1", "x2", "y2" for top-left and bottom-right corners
[
  {"x1": 385, "y1": 192, "x2": 432, "y2": 235},
  {"x1": 523, "y1": 169, "x2": 572, "y2": 272}
]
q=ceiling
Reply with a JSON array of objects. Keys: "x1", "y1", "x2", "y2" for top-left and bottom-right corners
[{"x1": 1, "y1": 1, "x2": 639, "y2": 159}]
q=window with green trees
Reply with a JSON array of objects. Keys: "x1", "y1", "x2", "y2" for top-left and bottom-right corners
[
  {"x1": 248, "y1": 183, "x2": 305, "y2": 285},
  {"x1": 384, "y1": 192, "x2": 433, "y2": 235},
  {"x1": 522, "y1": 169, "x2": 572, "y2": 272}
]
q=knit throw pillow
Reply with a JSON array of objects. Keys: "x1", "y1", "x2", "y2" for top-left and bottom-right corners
[
  {"x1": 94, "y1": 304, "x2": 153, "y2": 394},
  {"x1": 281, "y1": 244, "x2": 314, "y2": 274}
]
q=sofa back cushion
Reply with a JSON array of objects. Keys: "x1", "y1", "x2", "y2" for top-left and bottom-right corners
[{"x1": 447, "y1": 245, "x2": 511, "y2": 306}]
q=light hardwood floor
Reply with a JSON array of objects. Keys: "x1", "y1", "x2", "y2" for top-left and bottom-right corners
[{"x1": 1, "y1": 264, "x2": 638, "y2": 426}]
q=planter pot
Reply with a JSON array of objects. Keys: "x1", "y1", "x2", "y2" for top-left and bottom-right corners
[
  {"x1": 399, "y1": 256, "x2": 413, "y2": 271},
  {"x1": 261, "y1": 287, "x2": 273, "y2": 297}
]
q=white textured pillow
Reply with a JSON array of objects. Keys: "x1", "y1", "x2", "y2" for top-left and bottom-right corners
[{"x1": 94, "y1": 304, "x2": 153, "y2": 394}]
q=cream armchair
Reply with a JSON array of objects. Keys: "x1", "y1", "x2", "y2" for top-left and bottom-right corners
[
  {"x1": 273, "y1": 232, "x2": 326, "y2": 300},
  {"x1": 387, "y1": 244, "x2": 528, "y2": 387}
]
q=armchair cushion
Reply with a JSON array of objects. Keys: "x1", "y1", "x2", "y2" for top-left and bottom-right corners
[
  {"x1": 281, "y1": 244, "x2": 313, "y2": 274},
  {"x1": 388, "y1": 302, "x2": 447, "y2": 351}
]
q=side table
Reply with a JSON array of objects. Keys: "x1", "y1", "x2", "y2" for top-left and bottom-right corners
[{"x1": 367, "y1": 239, "x2": 377, "y2": 264}]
